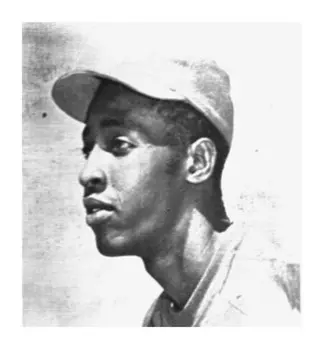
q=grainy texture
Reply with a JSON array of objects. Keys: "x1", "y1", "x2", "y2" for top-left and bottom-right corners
[{"x1": 22, "y1": 23, "x2": 301, "y2": 326}]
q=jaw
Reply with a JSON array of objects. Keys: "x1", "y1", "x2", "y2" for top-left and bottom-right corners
[{"x1": 95, "y1": 232, "x2": 138, "y2": 257}]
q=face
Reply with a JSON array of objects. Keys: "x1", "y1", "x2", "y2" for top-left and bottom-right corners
[{"x1": 79, "y1": 83, "x2": 188, "y2": 258}]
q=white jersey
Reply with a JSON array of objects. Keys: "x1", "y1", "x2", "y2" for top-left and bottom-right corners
[{"x1": 143, "y1": 223, "x2": 300, "y2": 327}]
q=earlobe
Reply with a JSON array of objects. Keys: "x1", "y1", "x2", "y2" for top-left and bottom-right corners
[{"x1": 186, "y1": 138, "x2": 217, "y2": 184}]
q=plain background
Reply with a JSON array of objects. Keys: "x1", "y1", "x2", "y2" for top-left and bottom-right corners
[{"x1": 22, "y1": 22, "x2": 301, "y2": 326}]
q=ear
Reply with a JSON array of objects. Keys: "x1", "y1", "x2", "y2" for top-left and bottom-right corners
[{"x1": 185, "y1": 138, "x2": 217, "y2": 184}]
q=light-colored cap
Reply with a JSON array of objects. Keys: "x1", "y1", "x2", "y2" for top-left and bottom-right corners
[{"x1": 52, "y1": 57, "x2": 234, "y2": 145}]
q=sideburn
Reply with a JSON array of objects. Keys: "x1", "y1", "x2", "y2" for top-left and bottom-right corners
[
  {"x1": 164, "y1": 147, "x2": 185, "y2": 176},
  {"x1": 159, "y1": 122, "x2": 189, "y2": 176}
]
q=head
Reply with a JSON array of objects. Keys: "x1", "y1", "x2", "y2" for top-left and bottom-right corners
[{"x1": 79, "y1": 79, "x2": 231, "y2": 258}]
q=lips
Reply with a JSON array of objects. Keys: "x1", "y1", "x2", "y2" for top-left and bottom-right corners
[{"x1": 83, "y1": 197, "x2": 116, "y2": 226}]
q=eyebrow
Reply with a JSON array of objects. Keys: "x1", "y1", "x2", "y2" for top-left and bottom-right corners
[
  {"x1": 81, "y1": 118, "x2": 126, "y2": 145},
  {"x1": 99, "y1": 116, "x2": 149, "y2": 136},
  {"x1": 99, "y1": 118, "x2": 124, "y2": 129},
  {"x1": 82, "y1": 113, "x2": 154, "y2": 149},
  {"x1": 81, "y1": 118, "x2": 131, "y2": 145}
]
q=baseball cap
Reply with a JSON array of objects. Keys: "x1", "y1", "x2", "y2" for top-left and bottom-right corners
[{"x1": 52, "y1": 57, "x2": 234, "y2": 146}]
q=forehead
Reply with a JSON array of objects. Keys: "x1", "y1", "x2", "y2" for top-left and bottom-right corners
[
  {"x1": 88, "y1": 82, "x2": 157, "y2": 120},
  {"x1": 86, "y1": 81, "x2": 174, "y2": 144}
]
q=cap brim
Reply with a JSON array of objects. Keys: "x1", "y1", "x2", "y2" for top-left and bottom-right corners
[{"x1": 52, "y1": 69, "x2": 184, "y2": 123}]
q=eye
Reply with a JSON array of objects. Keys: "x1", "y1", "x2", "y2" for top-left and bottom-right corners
[{"x1": 111, "y1": 137, "x2": 135, "y2": 156}]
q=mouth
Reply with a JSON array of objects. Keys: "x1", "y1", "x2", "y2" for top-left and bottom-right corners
[
  {"x1": 86, "y1": 204, "x2": 115, "y2": 215},
  {"x1": 83, "y1": 198, "x2": 116, "y2": 226}
]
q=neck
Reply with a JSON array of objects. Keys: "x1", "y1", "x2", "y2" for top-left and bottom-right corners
[{"x1": 142, "y1": 207, "x2": 222, "y2": 309}]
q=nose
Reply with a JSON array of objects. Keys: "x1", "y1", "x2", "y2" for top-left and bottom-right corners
[{"x1": 78, "y1": 147, "x2": 108, "y2": 194}]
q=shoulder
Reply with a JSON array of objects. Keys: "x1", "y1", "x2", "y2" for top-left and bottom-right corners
[{"x1": 219, "y1": 226, "x2": 300, "y2": 325}]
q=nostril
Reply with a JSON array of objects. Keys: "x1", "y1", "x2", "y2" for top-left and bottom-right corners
[
  {"x1": 87, "y1": 174, "x2": 107, "y2": 193},
  {"x1": 89, "y1": 177, "x2": 103, "y2": 186},
  {"x1": 79, "y1": 165, "x2": 107, "y2": 192},
  {"x1": 83, "y1": 176, "x2": 107, "y2": 196}
]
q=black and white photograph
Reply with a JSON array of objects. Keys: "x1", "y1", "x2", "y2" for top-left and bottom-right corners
[{"x1": 22, "y1": 22, "x2": 301, "y2": 327}]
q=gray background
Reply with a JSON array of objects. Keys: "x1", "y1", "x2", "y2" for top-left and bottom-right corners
[{"x1": 23, "y1": 23, "x2": 301, "y2": 326}]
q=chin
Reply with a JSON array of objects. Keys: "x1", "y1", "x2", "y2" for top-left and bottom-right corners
[{"x1": 95, "y1": 234, "x2": 138, "y2": 257}]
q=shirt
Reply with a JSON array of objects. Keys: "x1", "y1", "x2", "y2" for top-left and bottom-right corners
[{"x1": 143, "y1": 223, "x2": 300, "y2": 327}]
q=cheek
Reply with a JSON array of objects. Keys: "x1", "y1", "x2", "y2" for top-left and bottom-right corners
[{"x1": 111, "y1": 148, "x2": 181, "y2": 199}]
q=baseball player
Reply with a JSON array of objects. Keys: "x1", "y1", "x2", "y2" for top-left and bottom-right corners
[{"x1": 52, "y1": 57, "x2": 300, "y2": 326}]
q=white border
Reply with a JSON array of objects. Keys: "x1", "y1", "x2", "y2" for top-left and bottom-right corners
[{"x1": 1, "y1": 0, "x2": 323, "y2": 336}]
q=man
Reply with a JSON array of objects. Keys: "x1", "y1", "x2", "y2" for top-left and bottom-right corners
[{"x1": 52, "y1": 57, "x2": 300, "y2": 326}]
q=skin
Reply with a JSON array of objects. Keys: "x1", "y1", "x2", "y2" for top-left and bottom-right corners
[{"x1": 79, "y1": 83, "x2": 221, "y2": 308}]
